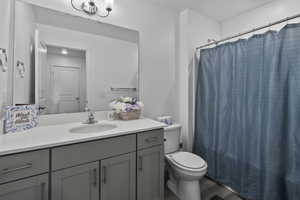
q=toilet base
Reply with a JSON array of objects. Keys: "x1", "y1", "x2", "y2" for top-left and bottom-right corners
[
  {"x1": 167, "y1": 178, "x2": 201, "y2": 200},
  {"x1": 178, "y1": 180, "x2": 201, "y2": 200},
  {"x1": 167, "y1": 180, "x2": 179, "y2": 197}
]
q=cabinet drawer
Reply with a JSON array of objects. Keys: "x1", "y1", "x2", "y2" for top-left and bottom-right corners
[
  {"x1": 137, "y1": 129, "x2": 164, "y2": 150},
  {"x1": 0, "y1": 150, "x2": 49, "y2": 184},
  {"x1": 52, "y1": 135, "x2": 136, "y2": 170}
]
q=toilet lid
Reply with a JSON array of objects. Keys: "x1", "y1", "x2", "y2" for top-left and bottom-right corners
[{"x1": 171, "y1": 152, "x2": 206, "y2": 169}]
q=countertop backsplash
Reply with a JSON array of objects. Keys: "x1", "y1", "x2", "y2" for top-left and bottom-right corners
[
  {"x1": 37, "y1": 111, "x2": 113, "y2": 127},
  {"x1": 0, "y1": 110, "x2": 114, "y2": 134}
]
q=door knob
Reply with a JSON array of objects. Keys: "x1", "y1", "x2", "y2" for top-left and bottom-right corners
[{"x1": 38, "y1": 106, "x2": 47, "y2": 111}]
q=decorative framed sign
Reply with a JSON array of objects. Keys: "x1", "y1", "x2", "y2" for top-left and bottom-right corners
[{"x1": 4, "y1": 105, "x2": 38, "y2": 134}]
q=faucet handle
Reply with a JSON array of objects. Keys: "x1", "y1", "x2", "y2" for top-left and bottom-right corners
[{"x1": 85, "y1": 107, "x2": 91, "y2": 112}]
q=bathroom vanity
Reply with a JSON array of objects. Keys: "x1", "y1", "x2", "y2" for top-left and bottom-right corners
[
  {"x1": 0, "y1": 0, "x2": 165, "y2": 199},
  {"x1": 0, "y1": 119, "x2": 165, "y2": 200}
]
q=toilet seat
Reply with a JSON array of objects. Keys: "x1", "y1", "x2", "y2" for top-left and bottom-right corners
[{"x1": 166, "y1": 152, "x2": 207, "y2": 172}]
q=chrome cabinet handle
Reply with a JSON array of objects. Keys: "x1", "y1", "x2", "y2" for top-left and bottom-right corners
[
  {"x1": 139, "y1": 156, "x2": 143, "y2": 171},
  {"x1": 145, "y1": 137, "x2": 158, "y2": 143},
  {"x1": 1, "y1": 163, "x2": 33, "y2": 175},
  {"x1": 93, "y1": 168, "x2": 97, "y2": 187},
  {"x1": 102, "y1": 166, "x2": 107, "y2": 184}
]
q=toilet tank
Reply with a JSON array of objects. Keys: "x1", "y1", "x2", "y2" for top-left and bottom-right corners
[{"x1": 164, "y1": 124, "x2": 182, "y2": 154}]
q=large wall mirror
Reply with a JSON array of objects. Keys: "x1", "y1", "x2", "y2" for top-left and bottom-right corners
[{"x1": 12, "y1": 0, "x2": 139, "y2": 115}]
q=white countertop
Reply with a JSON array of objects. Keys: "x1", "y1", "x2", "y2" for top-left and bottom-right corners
[{"x1": 0, "y1": 118, "x2": 165, "y2": 156}]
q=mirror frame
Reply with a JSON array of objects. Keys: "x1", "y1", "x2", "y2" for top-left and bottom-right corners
[
  {"x1": 8, "y1": 0, "x2": 141, "y2": 115},
  {"x1": 5, "y1": 0, "x2": 15, "y2": 106}
]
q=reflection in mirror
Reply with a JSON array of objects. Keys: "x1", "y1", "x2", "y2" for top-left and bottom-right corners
[
  {"x1": 38, "y1": 45, "x2": 86, "y2": 115},
  {"x1": 13, "y1": 0, "x2": 139, "y2": 115}
]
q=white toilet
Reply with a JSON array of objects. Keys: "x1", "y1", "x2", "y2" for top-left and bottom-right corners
[{"x1": 164, "y1": 124, "x2": 207, "y2": 200}]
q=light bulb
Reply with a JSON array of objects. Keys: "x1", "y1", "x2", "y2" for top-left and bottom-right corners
[
  {"x1": 61, "y1": 49, "x2": 68, "y2": 55},
  {"x1": 105, "y1": 0, "x2": 114, "y2": 12}
]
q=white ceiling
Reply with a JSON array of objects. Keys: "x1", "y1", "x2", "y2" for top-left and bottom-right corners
[{"x1": 143, "y1": 0, "x2": 275, "y2": 21}]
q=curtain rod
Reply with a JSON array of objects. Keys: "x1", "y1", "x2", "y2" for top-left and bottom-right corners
[{"x1": 196, "y1": 13, "x2": 300, "y2": 50}]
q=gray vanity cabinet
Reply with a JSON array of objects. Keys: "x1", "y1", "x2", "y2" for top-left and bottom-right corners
[
  {"x1": 100, "y1": 153, "x2": 136, "y2": 200},
  {"x1": 137, "y1": 145, "x2": 164, "y2": 200},
  {"x1": 0, "y1": 128, "x2": 164, "y2": 200},
  {"x1": 0, "y1": 174, "x2": 48, "y2": 200},
  {"x1": 51, "y1": 162, "x2": 99, "y2": 200}
]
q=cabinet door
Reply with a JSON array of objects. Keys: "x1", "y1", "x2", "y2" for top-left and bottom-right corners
[
  {"x1": 101, "y1": 153, "x2": 136, "y2": 200},
  {"x1": 0, "y1": 174, "x2": 48, "y2": 200},
  {"x1": 137, "y1": 146, "x2": 164, "y2": 200},
  {"x1": 52, "y1": 162, "x2": 99, "y2": 200}
]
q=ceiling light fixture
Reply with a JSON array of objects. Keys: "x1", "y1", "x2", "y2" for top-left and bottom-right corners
[{"x1": 71, "y1": 0, "x2": 114, "y2": 18}]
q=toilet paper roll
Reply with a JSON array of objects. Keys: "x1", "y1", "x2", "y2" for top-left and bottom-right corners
[{"x1": 157, "y1": 116, "x2": 173, "y2": 125}]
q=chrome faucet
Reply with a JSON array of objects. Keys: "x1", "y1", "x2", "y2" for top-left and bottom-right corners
[{"x1": 84, "y1": 107, "x2": 98, "y2": 124}]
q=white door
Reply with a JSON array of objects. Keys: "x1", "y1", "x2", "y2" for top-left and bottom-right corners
[{"x1": 50, "y1": 66, "x2": 81, "y2": 114}]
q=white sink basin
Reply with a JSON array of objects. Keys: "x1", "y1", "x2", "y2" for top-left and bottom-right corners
[{"x1": 69, "y1": 123, "x2": 117, "y2": 134}]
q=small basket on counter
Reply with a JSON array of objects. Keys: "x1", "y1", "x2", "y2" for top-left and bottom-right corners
[
  {"x1": 119, "y1": 110, "x2": 141, "y2": 120},
  {"x1": 110, "y1": 97, "x2": 143, "y2": 121}
]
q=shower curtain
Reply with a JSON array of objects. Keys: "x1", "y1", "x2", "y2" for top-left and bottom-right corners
[{"x1": 194, "y1": 24, "x2": 300, "y2": 200}]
